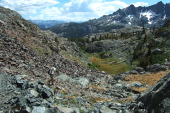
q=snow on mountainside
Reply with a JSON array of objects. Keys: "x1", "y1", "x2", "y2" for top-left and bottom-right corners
[
  {"x1": 49, "y1": 1, "x2": 170, "y2": 38},
  {"x1": 140, "y1": 10, "x2": 160, "y2": 24}
]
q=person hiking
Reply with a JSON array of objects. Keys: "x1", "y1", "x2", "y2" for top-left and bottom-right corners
[{"x1": 48, "y1": 67, "x2": 56, "y2": 85}]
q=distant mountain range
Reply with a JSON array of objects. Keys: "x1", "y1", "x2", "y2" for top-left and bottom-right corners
[
  {"x1": 30, "y1": 20, "x2": 66, "y2": 29},
  {"x1": 48, "y1": 1, "x2": 170, "y2": 38}
]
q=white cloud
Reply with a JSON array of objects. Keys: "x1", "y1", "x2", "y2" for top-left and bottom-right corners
[
  {"x1": 90, "y1": 0, "x2": 128, "y2": 17},
  {"x1": 0, "y1": 0, "x2": 59, "y2": 14},
  {"x1": 39, "y1": 0, "x2": 129, "y2": 21},
  {"x1": 133, "y1": 2, "x2": 148, "y2": 7},
  {"x1": 0, "y1": 0, "x2": 149, "y2": 22}
]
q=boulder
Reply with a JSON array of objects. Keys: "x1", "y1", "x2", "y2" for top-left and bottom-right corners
[
  {"x1": 135, "y1": 72, "x2": 170, "y2": 113},
  {"x1": 146, "y1": 64, "x2": 166, "y2": 73},
  {"x1": 32, "y1": 106, "x2": 47, "y2": 113},
  {"x1": 100, "y1": 106, "x2": 116, "y2": 113},
  {"x1": 129, "y1": 70, "x2": 138, "y2": 74},
  {"x1": 133, "y1": 67, "x2": 144, "y2": 73},
  {"x1": 77, "y1": 78, "x2": 89, "y2": 87},
  {"x1": 126, "y1": 82, "x2": 142, "y2": 88},
  {"x1": 30, "y1": 89, "x2": 39, "y2": 97},
  {"x1": 55, "y1": 106, "x2": 78, "y2": 113}
]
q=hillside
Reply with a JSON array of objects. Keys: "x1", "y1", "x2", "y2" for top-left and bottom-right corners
[
  {"x1": 30, "y1": 20, "x2": 66, "y2": 29},
  {"x1": 49, "y1": 1, "x2": 170, "y2": 38},
  {"x1": 1, "y1": 6, "x2": 170, "y2": 113}
]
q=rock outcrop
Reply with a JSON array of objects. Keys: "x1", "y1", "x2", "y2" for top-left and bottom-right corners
[
  {"x1": 134, "y1": 72, "x2": 170, "y2": 113},
  {"x1": 1, "y1": 5, "x2": 170, "y2": 113}
]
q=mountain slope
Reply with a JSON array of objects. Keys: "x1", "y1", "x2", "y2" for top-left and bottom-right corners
[
  {"x1": 1, "y1": 5, "x2": 170, "y2": 113},
  {"x1": 49, "y1": 1, "x2": 170, "y2": 38},
  {"x1": 30, "y1": 20, "x2": 66, "y2": 29}
]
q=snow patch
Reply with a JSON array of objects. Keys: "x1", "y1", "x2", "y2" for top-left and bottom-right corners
[
  {"x1": 140, "y1": 10, "x2": 160, "y2": 24},
  {"x1": 163, "y1": 14, "x2": 166, "y2": 20},
  {"x1": 128, "y1": 15, "x2": 134, "y2": 21}
]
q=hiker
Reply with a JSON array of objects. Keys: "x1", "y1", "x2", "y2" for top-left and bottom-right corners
[{"x1": 48, "y1": 67, "x2": 56, "y2": 85}]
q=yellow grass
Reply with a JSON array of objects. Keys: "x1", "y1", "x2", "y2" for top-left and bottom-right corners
[
  {"x1": 125, "y1": 70, "x2": 170, "y2": 85},
  {"x1": 88, "y1": 85, "x2": 106, "y2": 92},
  {"x1": 89, "y1": 57, "x2": 132, "y2": 75},
  {"x1": 132, "y1": 87, "x2": 148, "y2": 93}
]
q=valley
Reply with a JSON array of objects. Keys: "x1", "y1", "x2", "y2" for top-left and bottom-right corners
[{"x1": 0, "y1": 1, "x2": 170, "y2": 113}]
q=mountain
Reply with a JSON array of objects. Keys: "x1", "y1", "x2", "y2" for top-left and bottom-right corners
[
  {"x1": 49, "y1": 1, "x2": 170, "y2": 38},
  {"x1": 30, "y1": 20, "x2": 66, "y2": 29},
  {"x1": 1, "y1": 5, "x2": 170, "y2": 113}
]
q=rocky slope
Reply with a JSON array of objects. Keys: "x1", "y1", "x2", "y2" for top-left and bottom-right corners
[
  {"x1": 49, "y1": 1, "x2": 170, "y2": 38},
  {"x1": 1, "y1": 6, "x2": 170, "y2": 113}
]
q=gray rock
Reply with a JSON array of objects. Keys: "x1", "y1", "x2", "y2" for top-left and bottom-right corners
[
  {"x1": 126, "y1": 82, "x2": 142, "y2": 88},
  {"x1": 32, "y1": 106, "x2": 46, "y2": 113},
  {"x1": 28, "y1": 81, "x2": 39, "y2": 88},
  {"x1": 41, "y1": 89, "x2": 52, "y2": 99},
  {"x1": 135, "y1": 72, "x2": 170, "y2": 113},
  {"x1": 77, "y1": 78, "x2": 89, "y2": 87},
  {"x1": 133, "y1": 67, "x2": 144, "y2": 73},
  {"x1": 100, "y1": 106, "x2": 116, "y2": 113},
  {"x1": 30, "y1": 89, "x2": 39, "y2": 97},
  {"x1": 146, "y1": 64, "x2": 167, "y2": 73},
  {"x1": 129, "y1": 70, "x2": 138, "y2": 74},
  {"x1": 114, "y1": 83, "x2": 124, "y2": 89},
  {"x1": 35, "y1": 85, "x2": 53, "y2": 99},
  {"x1": 114, "y1": 75, "x2": 124, "y2": 81},
  {"x1": 12, "y1": 75, "x2": 25, "y2": 88},
  {"x1": 57, "y1": 74, "x2": 71, "y2": 82},
  {"x1": 55, "y1": 106, "x2": 78, "y2": 113}
]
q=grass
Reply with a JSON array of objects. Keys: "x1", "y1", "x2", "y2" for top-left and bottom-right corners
[
  {"x1": 132, "y1": 87, "x2": 148, "y2": 93},
  {"x1": 61, "y1": 50, "x2": 88, "y2": 67},
  {"x1": 88, "y1": 85, "x2": 106, "y2": 92},
  {"x1": 125, "y1": 70, "x2": 170, "y2": 85},
  {"x1": 89, "y1": 97, "x2": 112, "y2": 103},
  {"x1": 117, "y1": 97, "x2": 134, "y2": 103},
  {"x1": 89, "y1": 57, "x2": 133, "y2": 75}
]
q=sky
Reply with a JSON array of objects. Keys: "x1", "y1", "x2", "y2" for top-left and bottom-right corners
[{"x1": 0, "y1": 0, "x2": 169, "y2": 22}]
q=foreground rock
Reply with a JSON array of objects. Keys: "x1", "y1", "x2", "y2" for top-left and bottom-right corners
[{"x1": 134, "y1": 72, "x2": 170, "y2": 113}]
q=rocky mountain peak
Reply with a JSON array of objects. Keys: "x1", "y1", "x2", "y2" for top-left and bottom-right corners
[
  {"x1": 1, "y1": 4, "x2": 170, "y2": 113},
  {"x1": 125, "y1": 4, "x2": 137, "y2": 15},
  {"x1": 49, "y1": 1, "x2": 170, "y2": 38},
  {"x1": 156, "y1": 1, "x2": 164, "y2": 6},
  {"x1": 149, "y1": 1, "x2": 165, "y2": 14}
]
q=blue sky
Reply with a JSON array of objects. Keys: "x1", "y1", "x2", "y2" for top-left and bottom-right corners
[{"x1": 0, "y1": 0, "x2": 169, "y2": 22}]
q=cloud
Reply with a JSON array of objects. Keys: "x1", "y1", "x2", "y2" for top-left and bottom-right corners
[
  {"x1": 38, "y1": 0, "x2": 130, "y2": 21},
  {"x1": 0, "y1": 0, "x2": 59, "y2": 14},
  {"x1": 0, "y1": 0, "x2": 149, "y2": 22},
  {"x1": 133, "y1": 2, "x2": 148, "y2": 7}
]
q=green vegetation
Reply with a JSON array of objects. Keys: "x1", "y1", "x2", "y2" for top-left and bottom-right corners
[
  {"x1": 89, "y1": 55, "x2": 133, "y2": 75},
  {"x1": 67, "y1": 19, "x2": 170, "y2": 73},
  {"x1": 88, "y1": 62, "x2": 99, "y2": 70},
  {"x1": 54, "y1": 36, "x2": 59, "y2": 43},
  {"x1": 132, "y1": 20, "x2": 170, "y2": 68},
  {"x1": 35, "y1": 47, "x2": 51, "y2": 57}
]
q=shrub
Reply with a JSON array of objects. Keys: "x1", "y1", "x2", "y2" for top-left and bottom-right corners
[
  {"x1": 88, "y1": 63, "x2": 99, "y2": 70},
  {"x1": 138, "y1": 58, "x2": 150, "y2": 69}
]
